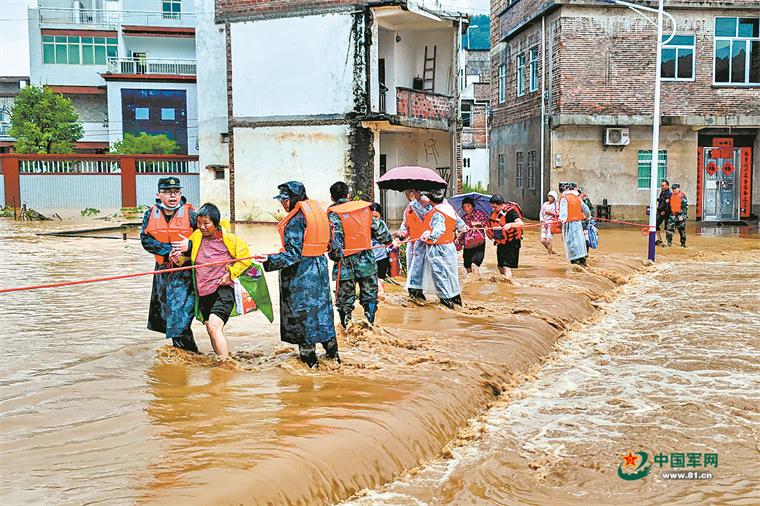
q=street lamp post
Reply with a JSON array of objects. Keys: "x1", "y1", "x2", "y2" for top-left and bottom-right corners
[{"x1": 605, "y1": 0, "x2": 675, "y2": 261}]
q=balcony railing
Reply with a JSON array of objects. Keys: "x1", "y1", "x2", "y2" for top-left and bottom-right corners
[
  {"x1": 107, "y1": 57, "x2": 196, "y2": 76},
  {"x1": 396, "y1": 87, "x2": 454, "y2": 123},
  {"x1": 38, "y1": 8, "x2": 195, "y2": 28}
]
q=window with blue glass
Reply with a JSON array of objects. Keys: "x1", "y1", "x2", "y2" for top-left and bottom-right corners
[
  {"x1": 714, "y1": 17, "x2": 760, "y2": 84},
  {"x1": 661, "y1": 35, "x2": 694, "y2": 80},
  {"x1": 637, "y1": 150, "x2": 667, "y2": 190},
  {"x1": 162, "y1": 0, "x2": 181, "y2": 19}
]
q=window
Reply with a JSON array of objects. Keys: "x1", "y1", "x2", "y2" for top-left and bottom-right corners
[
  {"x1": 516, "y1": 54, "x2": 526, "y2": 97},
  {"x1": 714, "y1": 17, "x2": 760, "y2": 85},
  {"x1": 637, "y1": 150, "x2": 667, "y2": 189},
  {"x1": 515, "y1": 151, "x2": 524, "y2": 188},
  {"x1": 162, "y1": 0, "x2": 181, "y2": 19},
  {"x1": 498, "y1": 64, "x2": 506, "y2": 103},
  {"x1": 135, "y1": 107, "x2": 149, "y2": 120},
  {"x1": 498, "y1": 154, "x2": 505, "y2": 186},
  {"x1": 661, "y1": 35, "x2": 695, "y2": 80},
  {"x1": 527, "y1": 150, "x2": 536, "y2": 190},
  {"x1": 214, "y1": 168, "x2": 225, "y2": 180},
  {"x1": 42, "y1": 35, "x2": 117, "y2": 65},
  {"x1": 461, "y1": 102, "x2": 472, "y2": 127},
  {"x1": 161, "y1": 108, "x2": 176, "y2": 121},
  {"x1": 529, "y1": 47, "x2": 539, "y2": 92}
]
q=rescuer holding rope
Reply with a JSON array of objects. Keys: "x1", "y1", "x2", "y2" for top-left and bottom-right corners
[
  {"x1": 327, "y1": 181, "x2": 392, "y2": 327},
  {"x1": 140, "y1": 177, "x2": 199, "y2": 353}
]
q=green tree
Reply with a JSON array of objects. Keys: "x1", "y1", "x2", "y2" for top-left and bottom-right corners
[
  {"x1": 111, "y1": 132, "x2": 179, "y2": 154},
  {"x1": 9, "y1": 85, "x2": 83, "y2": 153}
]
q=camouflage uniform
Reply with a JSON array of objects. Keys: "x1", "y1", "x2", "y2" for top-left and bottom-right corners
[
  {"x1": 328, "y1": 198, "x2": 392, "y2": 325},
  {"x1": 665, "y1": 192, "x2": 688, "y2": 247},
  {"x1": 140, "y1": 197, "x2": 198, "y2": 352}
]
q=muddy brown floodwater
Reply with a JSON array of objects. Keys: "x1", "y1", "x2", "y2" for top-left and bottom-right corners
[{"x1": 0, "y1": 219, "x2": 758, "y2": 505}]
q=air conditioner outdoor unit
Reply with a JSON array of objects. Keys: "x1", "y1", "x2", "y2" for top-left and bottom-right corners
[{"x1": 604, "y1": 127, "x2": 630, "y2": 146}]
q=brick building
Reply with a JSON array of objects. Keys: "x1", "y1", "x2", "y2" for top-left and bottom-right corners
[
  {"x1": 198, "y1": 0, "x2": 467, "y2": 222},
  {"x1": 490, "y1": 0, "x2": 760, "y2": 221},
  {"x1": 461, "y1": 49, "x2": 490, "y2": 190}
]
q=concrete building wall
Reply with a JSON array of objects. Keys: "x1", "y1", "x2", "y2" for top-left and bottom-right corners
[
  {"x1": 124, "y1": 0, "x2": 197, "y2": 14},
  {"x1": 1, "y1": 0, "x2": 32, "y2": 78},
  {"x1": 550, "y1": 125, "x2": 698, "y2": 220},
  {"x1": 106, "y1": 80, "x2": 198, "y2": 153},
  {"x1": 121, "y1": 36, "x2": 196, "y2": 60},
  {"x1": 463, "y1": 147, "x2": 488, "y2": 189},
  {"x1": 378, "y1": 129, "x2": 453, "y2": 221},
  {"x1": 392, "y1": 28, "x2": 455, "y2": 96},
  {"x1": 232, "y1": 125, "x2": 351, "y2": 222},
  {"x1": 490, "y1": 116, "x2": 544, "y2": 217},
  {"x1": 195, "y1": 0, "x2": 229, "y2": 215},
  {"x1": 230, "y1": 13, "x2": 359, "y2": 118}
]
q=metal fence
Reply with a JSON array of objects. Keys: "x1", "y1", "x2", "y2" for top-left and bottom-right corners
[
  {"x1": 107, "y1": 57, "x2": 197, "y2": 76},
  {"x1": 19, "y1": 175, "x2": 122, "y2": 210},
  {"x1": 136, "y1": 159, "x2": 199, "y2": 174},
  {"x1": 19, "y1": 159, "x2": 121, "y2": 174},
  {"x1": 136, "y1": 174, "x2": 200, "y2": 208},
  {"x1": 38, "y1": 8, "x2": 195, "y2": 27}
]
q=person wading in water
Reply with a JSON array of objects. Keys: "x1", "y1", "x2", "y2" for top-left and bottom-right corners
[
  {"x1": 327, "y1": 181, "x2": 391, "y2": 327},
  {"x1": 140, "y1": 177, "x2": 198, "y2": 352},
  {"x1": 254, "y1": 181, "x2": 338, "y2": 367}
]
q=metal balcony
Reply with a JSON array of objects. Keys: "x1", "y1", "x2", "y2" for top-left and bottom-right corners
[
  {"x1": 107, "y1": 57, "x2": 196, "y2": 76},
  {"x1": 38, "y1": 8, "x2": 196, "y2": 28}
]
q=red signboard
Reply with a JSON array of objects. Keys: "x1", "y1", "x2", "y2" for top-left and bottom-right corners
[
  {"x1": 696, "y1": 148, "x2": 703, "y2": 219},
  {"x1": 740, "y1": 148, "x2": 752, "y2": 219}
]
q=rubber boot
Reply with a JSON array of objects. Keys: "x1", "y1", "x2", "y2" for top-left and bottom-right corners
[
  {"x1": 323, "y1": 338, "x2": 341, "y2": 364},
  {"x1": 680, "y1": 241, "x2": 686, "y2": 248},
  {"x1": 172, "y1": 332, "x2": 199, "y2": 353},
  {"x1": 298, "y1": 345, "x2": 318, "y2": 368},
  {"x1": 450, "y1": 294, "x2": 462, "y2": 307},
  {"x1": 408, "y1": 288, "x2": 426, "y2": 301},
  {"x1": 363, "y1": 303, "x2": 377, "y2": 324},
  {"x1": 440, "y1": 297, "x2": 455, "y2": 309},
  {"x1": 338, "y1": 309, "x2": 352, "y2": 329}
]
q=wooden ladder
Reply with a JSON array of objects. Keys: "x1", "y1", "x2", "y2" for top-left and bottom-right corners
[{"x1": 423, "y1": 45, "x2": 436, "y2": 92}]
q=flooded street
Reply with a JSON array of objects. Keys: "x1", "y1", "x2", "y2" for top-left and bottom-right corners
[
  {"x1": 346, "y1": 256, "x2": 760, "y2": 505},
  {"x1": 0, "y1": 219, "x2": 758, "y2": 505}
]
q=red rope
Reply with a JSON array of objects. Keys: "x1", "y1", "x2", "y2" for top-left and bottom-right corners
[{"x1": 1, "y1": 216, "x2": 649, "y2": 295}]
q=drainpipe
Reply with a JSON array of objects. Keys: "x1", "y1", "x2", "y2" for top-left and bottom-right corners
[{"x1": 540, "y1": 15, "x2": 546, "y2": 208}]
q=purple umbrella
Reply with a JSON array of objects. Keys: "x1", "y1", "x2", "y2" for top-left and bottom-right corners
[{"x1": 376, "y1": 165, "x2": 448, "y2": 192}]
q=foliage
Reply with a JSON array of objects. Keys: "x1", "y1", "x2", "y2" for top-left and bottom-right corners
[
  {"x1": 462, "y1": 15, "x2": 490, "y2": 50},
  {"x1": 111, "y1": 132, "x2": 179, "y2": 154},
  {"x1": 81, "y1": 208, "x2": 100, "y2": 217},
  {"x1": 9, "y1": 85, "x2": 83, "y2": 154},
  {"x1": 462, "y1": 181, "x2": 488, "y2": 194}
]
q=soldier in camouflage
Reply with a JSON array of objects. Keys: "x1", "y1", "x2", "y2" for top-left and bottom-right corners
[
  {"x1": 328, "y1": 181, "x2": 392, "y2": 327},
  {"x1": 665, "y1": 183, "x2": 688, "y2": 247}
]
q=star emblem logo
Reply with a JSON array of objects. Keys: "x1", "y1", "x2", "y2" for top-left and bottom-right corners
[{"x1": 622, "y1": 451, "x2": 639, "y2": 467}]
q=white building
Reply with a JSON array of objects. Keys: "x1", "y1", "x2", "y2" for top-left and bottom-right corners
[
  {"x1": 22, "y1": 0, "x2": 198, "y2": 153},
  {"x1": 197, "y1": 0, "x2": 467, "y2": 222}
]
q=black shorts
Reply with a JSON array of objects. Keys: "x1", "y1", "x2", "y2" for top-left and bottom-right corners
[
  {"x1": 496, "y1": 242, "x2": 520, "y2": 269},
  {"x1": 198, "y1": 285, "x2": 235, "y2": 324},
  {"x1": 656, "y1": 213, "x2": 669, "y2": 231},
  {"x1": 376, "y1": 257, "x2": 390, "y2": 279},
  {"x1": 463, "y1": 243, "x2": 486, "y2": 269}
]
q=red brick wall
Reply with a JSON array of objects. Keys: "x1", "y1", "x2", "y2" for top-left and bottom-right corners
[
  {"x1": 396, "y1": 88, "x2": 453, "y2": 122},
  {"x1": 463, "y1": 103, "x2": 488, "y2": 148},
  {"x1": 216, "y1": 0, "x2": 358, "y2": 21},
  {"x1": 558, "y1": 7, "x2": 760, "y2": 117}
]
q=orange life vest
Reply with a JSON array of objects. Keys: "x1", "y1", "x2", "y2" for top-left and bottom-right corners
[
  {"x1": 278, "y1": 199, "x2": 330, "y2": 257},
  {"x1": 561, "y1": 193, "x2": 584, "y2": 222},
  {"x1": 422, "y1": 205, "x2": 457, "y2": 245},
  {"x1": 487, "y1": 204, "x2": 523, "y2": 244},
  {"x1": 405, "y1": 204, "x2": 427, "y2": 241},
  {"x1": 144, "y1": 203, "x2": 193, "y2": 265},
  {"x1": 329, "y1": 200, "x2": 372, "y2": 256},
  {"x1": 670, "y1": 190, "x2": 683, "y2": 213}
]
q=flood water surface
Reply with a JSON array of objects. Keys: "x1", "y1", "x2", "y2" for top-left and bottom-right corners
[{"x1": 0, "y1": 219, "x2": 758, "y2": 505}]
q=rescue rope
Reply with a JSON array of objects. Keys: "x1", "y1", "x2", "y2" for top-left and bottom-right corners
[{"x1": 0, "y1": 217, "x2": 650, "y2": 295}]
